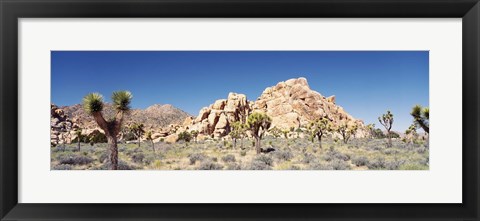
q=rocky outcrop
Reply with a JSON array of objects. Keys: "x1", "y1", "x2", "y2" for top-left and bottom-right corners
[
  {"x1": 253, "y1": 77, "x2": 367, "y2": 137},
  {"x1": 188, "y1": 92, "x2": 253, "y2": 138},
  {"x1": 51, "y1": 104, "x2": 79, "y2": 145}
]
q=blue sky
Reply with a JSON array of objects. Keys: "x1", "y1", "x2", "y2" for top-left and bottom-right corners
[{"x1": 51, "y1": 51, "x2": 428, "y2": 132}]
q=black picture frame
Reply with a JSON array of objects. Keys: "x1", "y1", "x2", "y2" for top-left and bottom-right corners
[{"x1": 1, "y1": 0, "x2": 479, "y2": 220}]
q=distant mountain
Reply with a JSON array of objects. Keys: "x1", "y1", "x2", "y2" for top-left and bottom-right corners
[{"x1": 60, "y1": 103, "x2": 191, "y2": 129}]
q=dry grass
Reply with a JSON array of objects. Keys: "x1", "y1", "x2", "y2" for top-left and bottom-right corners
[{"x1": 51, "y1": 136, "x2": 429, "y2": 170}]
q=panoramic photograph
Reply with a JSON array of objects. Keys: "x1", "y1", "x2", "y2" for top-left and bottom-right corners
[{"x1": 50, "y1": 51, "x2": 429, "y2": 170}]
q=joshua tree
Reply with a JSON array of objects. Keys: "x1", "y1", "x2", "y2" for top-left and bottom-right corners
[
  {"x1": 308, "y1": 116, "x2": 332, "y2": 149},
  {"x1": 378, "y1": 110, "x2": 394, "y2": 147},
  {"x1": 145, "y1": 131, "x2": 155, "y2": 152},
  {"x1": 230, "y1": 121, "x2": 247, "y2": 149},
  {"x1": 74, "y1": 128, "x2": 82, "y2": 151},
  {"x1": 405, "y1": 124, "x2": 418, "y2": 144},
  {"x1": 247, "y1": 112, "x2": 272, "y2": 154},
  {"x1": 337, "y1": 122, "x2": 354, "y2": 144},
  {"x1": 366, "y1": 123, "x2": 375, "y2": 139},
  {"x1": 83, "y1": 91, "x2": 132, "y2": 170},
  {"x1": 411, "y1": 105, "x2": 429, "y2": 134},
  {"x1": 191, "y1": 130, "x2": 199, "y2": 143},
  {"x1": 281, "y1": 129, "x2": 289, "y2": 139},
  {"x1": 268, "y1": 126, "x2": 282, "y2": 139},
  {"x1": 129, "y1": 123, "x2": 145, "y2": 149}
]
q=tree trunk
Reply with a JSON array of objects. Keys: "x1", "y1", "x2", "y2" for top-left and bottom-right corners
[
  {"x1": 108, "y1": 136, "x2": 118, "y2": 170},
  {"x1": 387, "y1": 131, "x2": 392, "y2": 147},
  {"x1": 240, "y1": 137, "x2": 244, "y2": 149},
  {"x1": 255, "y1": 137, "x2": 261, "y2": 154},
  {"x1": 77, "y1": 140, "x2": 81, "y2": 151},
  {"x1": 138, "y1": 136, "x2": 141, "y2": 149},
  {"x1": 318, "y1": 136, "x2": 322, "y2": 149},
  {"x1": 152, "y1": 141, "x2": 155, "y2": 153},
  {"x1": 233, "y1": 138, "x2": 237, "y2": 149}
]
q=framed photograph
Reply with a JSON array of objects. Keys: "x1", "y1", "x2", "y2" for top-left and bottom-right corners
[{"x1": 1, "y1": 0, "x2": 479, "y2": 220}]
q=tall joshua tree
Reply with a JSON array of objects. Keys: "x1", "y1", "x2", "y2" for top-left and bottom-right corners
[
  {"x1": 411, "y1": 105, "x2": 429, "y2": 134},
  {"x1": 83, "y1": 91, "x2": 132, "y2": 170},
  {"x1": 129, "y1": 123, "x2": 145, "y2": 149},
  {"x1": 308, "y1": 116, "x2": 332, "y2": 149},
  {"x1": 247, "y1": 112, "x2": 272, "y2": 154},
  {"x1": 378, "y1": 110, "x2": 394, "y2": 147}
]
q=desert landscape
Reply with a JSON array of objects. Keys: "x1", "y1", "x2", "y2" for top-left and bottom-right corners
[{"x1": 50, "y1": 77, "x2": 429, "y2": 170}]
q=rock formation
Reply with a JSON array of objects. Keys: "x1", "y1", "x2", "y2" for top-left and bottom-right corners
[
  {"x1": 185, "y1": 77, "x2": 367, "y2": 139},
  {"x1": 188, "y1": 92, "x2": 253, "y2": 138},
  {"x1": 51, "y1": 104, "x2": 79, "y2": 145},
  {"x1": 253, "y1": 77, "x2": 365, "y2": 133}
]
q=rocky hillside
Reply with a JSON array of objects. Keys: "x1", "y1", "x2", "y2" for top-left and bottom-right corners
[
  {"x1": 187, "y1": 77, "x2": 367, "y2": 138},
  {"x1": 60, "y1": 103, "x2": 191, "y2": 130}
]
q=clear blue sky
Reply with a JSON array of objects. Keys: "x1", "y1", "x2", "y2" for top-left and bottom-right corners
[{"x1": 51, "y1": 51, "x2": 428, "y2": 132}]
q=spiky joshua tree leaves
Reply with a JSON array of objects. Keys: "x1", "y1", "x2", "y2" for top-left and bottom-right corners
[
  {"x1": 308, "y1": 116, "x2": 332, "y2": 149},
  {"x1": 378, "y1": 110, "x2": 394, "y2": 147},
  {"x1": 247, "y1": 112, "x2": 272, "y2": 154},
  {"x1": 411, "y1": 105, "x2": 429, "y2": 134},
  {"x1": 82, "y1": 91, "x2": 132, "y2": 170}
]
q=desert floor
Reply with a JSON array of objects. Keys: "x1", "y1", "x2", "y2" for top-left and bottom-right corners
[{"x1": 51, "y1": 137, "x2": 429, "y2": 170}]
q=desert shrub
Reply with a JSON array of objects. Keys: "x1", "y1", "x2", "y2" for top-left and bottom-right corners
[
  {"x1": 399, "y1": 163, "x2": 429, "y2": 170},
  {"x1": 309, "y1": 162, "x2": 333, "y2": 170},
  {"x1": 51, "y1": 146, "x2": 65, "y2": 153},
  {"x1": 221, "y1": 154, "x2": 236, "y2": 163},
  {"x1": 274, "y1": 149, "x2": 294, "y2": 162},
  {"x1": 58, "y1": 154, "x2": 93, "y2": 165},
  {"x1": 123, "y1": 131, "x2": 136, "y2": 141},
  {"x1": 198, "y1": 161, "x2": 223, "y2": 170},
  {"x1": 385, "y1": 159, "x2": 404, "y2": 170},
  {"x1": 52, "y1": 164, "x2": 73, "y2": 170},
  {"x1": 226, "y1": 163, "x2": 242, "y2": 170},
  {"x1": 416, "y1": 146, "x2": 428, "y2": 154},
  {"x1": 189, "y1": 153, "x2": 206, "y2": 165},
  {"x1": 419, "y1": 157, "x2": 429, "y2": 166},
  {"x1": 289, "y1": 165, "x2": 301, "y2": 170},
  {"x1": 212, "y1": 157, "x2": 218, "y2": 162},
  {"x1": 351, "y1": 156, "x2": 369, "y2": 167},
  {"x1": 329, "y1": 159, "x2": 351, "y2": 170},
  {"x1": 90, "y1": 132, "x2": 108, "y2": 143},
  {"x1": 367, "y1": 157, "x2": 386, "y2": 170},
  {"x1": 131, "y1": 153, "x2": 145, "y2": 163},
  {"x1": 99, "y1": 153, "x2": 108, "y2": 163},
  {"x1": 178, "y1": 131, "x2": 192, "y2": 142},
  {"x1": 254, "y1": 155, "x2": 274, "y2": 166},
  {"x1": 150, "y1": 160, "x2": 162, "y2": 169},
  {"x1": 101, "y1": 160, "x2": 136, "y2": 170},
  {"x1": 323, "y1": 150, "x2": 350, "y2": 162},
  {"x1": 240, "y1": 150, "x2": 247, "y2": 157},
  {"x1": 301, "y1": 153, "x2": 316, "y2": 164},
  {"x1": 382, "y1": 148, "x2": 398, "y2": 155},
  {"x1": 246, "y1": 160, "x2": 272, "y2": 170}
]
